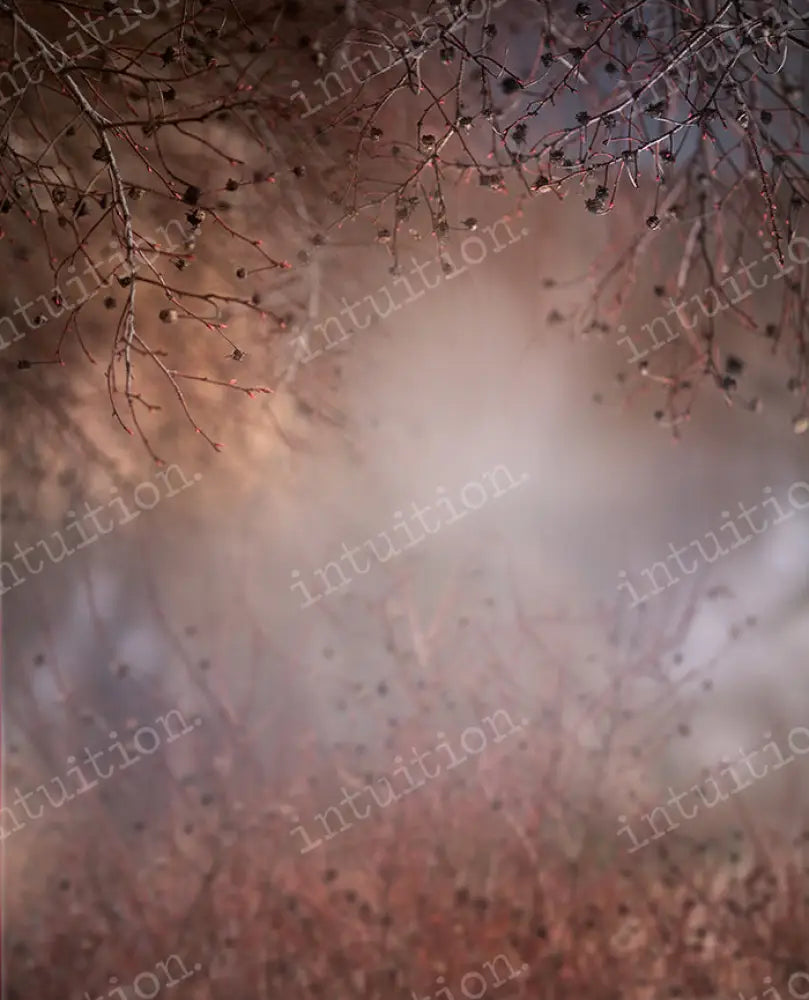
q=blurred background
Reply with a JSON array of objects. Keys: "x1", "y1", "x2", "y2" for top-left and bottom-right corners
[{"x1": 1, "y1": 1, "x2": 808, "y2": 998}]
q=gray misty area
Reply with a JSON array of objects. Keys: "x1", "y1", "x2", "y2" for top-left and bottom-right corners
[{"x1": 1, "y1": 2, "x2": 808, "y2": 1000}]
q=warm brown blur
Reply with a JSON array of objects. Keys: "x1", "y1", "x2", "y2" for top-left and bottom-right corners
[{"x1": 2, "y1": 2, "x2": 808, "y2": 999}]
